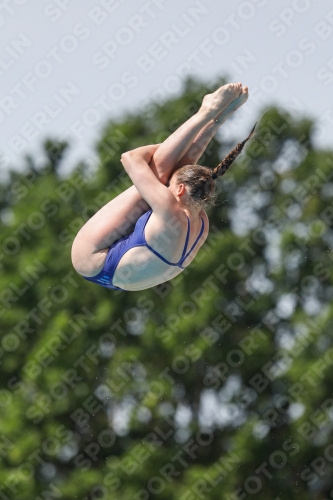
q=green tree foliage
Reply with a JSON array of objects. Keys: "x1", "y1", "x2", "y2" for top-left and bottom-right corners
[{"x1": 1, "y1": 78, "x2": 333, "y2": 499}]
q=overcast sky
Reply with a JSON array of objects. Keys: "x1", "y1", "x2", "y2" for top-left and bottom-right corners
[{"x1": 1, "y1": 0, "x2": 333, "y2": 178}]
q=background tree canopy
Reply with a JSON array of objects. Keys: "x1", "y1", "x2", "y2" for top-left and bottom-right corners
[{"x1": 1, "y1": 77, "x2": 333, "y2": 500}]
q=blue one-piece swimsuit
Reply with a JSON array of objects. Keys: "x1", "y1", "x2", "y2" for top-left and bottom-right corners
[{"x1": 83, "y1": 209, "x2": 205, "y2": 291}]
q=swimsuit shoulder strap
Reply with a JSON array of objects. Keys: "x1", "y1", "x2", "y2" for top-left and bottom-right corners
[
  {"x1": 141, "y1": 209, "x2": 203, "y2": 268},
  {"x1": 141, "y1": 209, "x2": 190, "y2": 267},
  {"x1": 138, "y1": 209, "x2": 153, "y2": 242},
  {"x1": 179, "y1": 216, "x2": 205, "y2": 266},
  {"x1": 179, "y1": 215, "x2": 191, "y2": 260},
  {"x1": 142, "y1": 209, "x2": 153, "y2": 229}
]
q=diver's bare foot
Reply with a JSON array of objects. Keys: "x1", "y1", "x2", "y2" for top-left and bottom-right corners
[
  {"x1": 215, "y1": 86, "x2": 249, "y2": 123},
  {"x1": 226, "y1": 85, "x2": 248, "y2": 112},
  {"x1": 200, "y1": 83, "x2": 242, "y2": 117}
]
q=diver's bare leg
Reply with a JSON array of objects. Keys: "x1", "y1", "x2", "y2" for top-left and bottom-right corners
[
  {"x1": 149, "y1": 83, "x2": 243, "y2": 183},
  {"x1": 176, "y1": 86, "x2": 249, "y2": 168}
]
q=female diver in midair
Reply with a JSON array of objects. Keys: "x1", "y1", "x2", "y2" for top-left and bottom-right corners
[{"x1": 71, "y1": 83, "x2": 255, "y2": 291}]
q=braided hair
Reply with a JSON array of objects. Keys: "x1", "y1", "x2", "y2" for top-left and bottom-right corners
[
  {"x1": 211, "y1": 122, "x2": 257, "y2": 180},
  {"x1": 173, "y1": 123, "x2": 257, "y2": 209}
]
